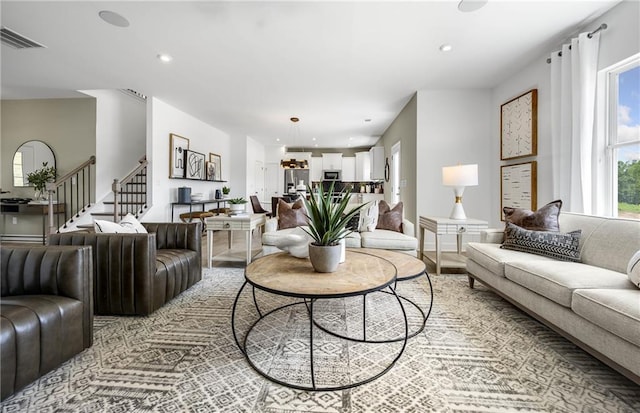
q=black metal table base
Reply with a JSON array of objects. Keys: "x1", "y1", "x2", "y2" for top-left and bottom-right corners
[
  {"x1": 231, "y1": 281, "x2": 409, "y2": 391},
  {"x1": 311, "y1": 271, "x2": 434, "y2": 343}
]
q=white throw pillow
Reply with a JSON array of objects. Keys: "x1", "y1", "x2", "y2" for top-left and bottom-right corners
[
  {"x1": 94, "y1": 213, "x2": 147, "y2": 234},
  {"x1": 358, "y1": 201, "x2": 379, "y2": 232},
  {"x1": 627, "y1": 250, "x2": 640, "y2": 289}
]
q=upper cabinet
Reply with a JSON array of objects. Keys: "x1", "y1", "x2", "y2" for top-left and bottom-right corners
[
  {"x1": 322, "y1": 153, "x2": 342, "y2": 170},
  {"x1": 310, "y1": 157, "x2": 323, "y2": 182},
  {"x1": 355, "y1": 151, "x2": 371, "y2": 181},
  {"x1": 342, "y1": 157, "x2": 355, "y2": 182},
  {"x1": 370, "y1": 146, "x2": 385, "y2": 181}
]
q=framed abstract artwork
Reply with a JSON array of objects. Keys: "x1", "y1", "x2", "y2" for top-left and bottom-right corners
[
  {"x1": 501, "y1": 161, "x2": 537, "y2": 220},
  {"x1": 209, "y1": 153, "x2": 222, "y2": 181},
  {"x1": 500, "y1": 89, "x2": 537, "y2": 160},
  {"x1": 169, "y1": 134, "x2": 189, "y2": 178},
  {"x1": 184, "y1": 150, "x2": 206, "y2": 180}
]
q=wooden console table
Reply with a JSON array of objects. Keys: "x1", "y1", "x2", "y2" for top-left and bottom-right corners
[{"x1": 1, "y1": 201, "x2": 65, "y2": 244}]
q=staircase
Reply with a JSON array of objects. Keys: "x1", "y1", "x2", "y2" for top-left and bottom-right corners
[
  {"x1": 47, "y1": 156, "x2": 149, "y2": 234},
  {"x1": 91, "y1": 156, "x2": 149, "y2": 223}
]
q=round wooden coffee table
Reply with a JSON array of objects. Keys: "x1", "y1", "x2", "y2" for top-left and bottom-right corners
[
  {"x1": 311, "y1": 248, "x2": 433, "y2": 342},
  {"x1": 232, "y1": 250, "x2": 409, "y2": 391}
]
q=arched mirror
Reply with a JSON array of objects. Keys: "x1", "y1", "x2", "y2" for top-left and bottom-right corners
[{"x1": 13, "y1": 140, "x2": 56, "y2": 187}]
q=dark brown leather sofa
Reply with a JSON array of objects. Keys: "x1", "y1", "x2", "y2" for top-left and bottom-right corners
[
  {"x1": 1, "y1": 245, "x2": 93, "y2": 401},
  {"x1": 49, "y1": 222, "x2": 201, "y2": 316}
]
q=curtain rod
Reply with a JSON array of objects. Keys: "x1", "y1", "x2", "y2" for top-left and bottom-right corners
[{"x1": 546, "y1": 23, "x2": 607, "y2": 63}]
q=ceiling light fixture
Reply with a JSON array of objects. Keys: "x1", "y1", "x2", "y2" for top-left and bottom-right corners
[
  {"x1": 157, "y1": 53, "x2": 173, "y2": 63},
  {"x1": 98, "y1": 10, "x2": 130, "y2": 27},
  {"x1": 280, "y1": 117, "x2": 308, "y2": 169},
  {"x1": 439, "y1": 44, "x2": 453, "y2": 52},
  {"x1": 457, "y1": 0, "x2": 488, "y2": 13}
]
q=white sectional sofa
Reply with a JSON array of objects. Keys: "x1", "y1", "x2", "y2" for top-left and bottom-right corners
[
  {"x1": 262, "y1": 217, "x2": 418, "y2": 256},
  {"x1": 466, "y1": 212, "x2": 640, "y2": 384}
]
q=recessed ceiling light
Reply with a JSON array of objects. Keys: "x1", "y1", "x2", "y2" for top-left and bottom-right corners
[
  {"x1": 99, "y1": 10, "x2": 130, "y2": 28},
  {"x1": 458, "y1": 0, "x2": 488, "y2": 13},
  {"x1": 312, "y1": 137, "x2": 316, "y2": 141},
  {"x1": 315, "y1": 144, "x2": 318, "y2": 147},
  {"x1": 276, "y1": 138, "x2": 280, "y2": 142},
  {"x1": 157, "y1": 54, "x2": 173, "y2": 63},
  {"x1": 439, "y1": 44, "x2": 453, "y2": 52}
]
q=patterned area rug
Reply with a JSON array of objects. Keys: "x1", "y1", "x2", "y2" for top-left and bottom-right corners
[{"x1": 2, "y1": 267, "x2": 639, "y2": 412}]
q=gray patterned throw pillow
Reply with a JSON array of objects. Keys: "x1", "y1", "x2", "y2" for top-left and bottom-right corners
[{"x1": 501, "y1": 222, "x2": 581, "y2": 262}]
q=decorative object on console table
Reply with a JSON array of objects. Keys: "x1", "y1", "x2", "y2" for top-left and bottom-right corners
[
  {"x1": 222, "y1": 186, "x2": 230, "y2": 196},
  {"x1": 169, "y1": 133, "x2": 189, "y2": 178},
  {"x1": 26, "y1": 162, "x2": 56, "y2": 201},
  {"x1": 501, "y1": 89, "x2": 537, "y2": 160},
  {"x1": 442, "y1": 164, "x2": 478, "y2": 220},
  {"x1": 228, "y1": 198, "x2": 248, "y2": 215},
  {"x1": 209, "y1": 153, "x2": 222, "y2": 181},
  {"x1": 501, "y1": 161, "x2": 537, "y2": 221},
  {"x1": 303, "y1": 182, "x2": 367, "y2": 273},
  {"x1": 184, "y1": 150, "x2": 206, "y2": 180}
]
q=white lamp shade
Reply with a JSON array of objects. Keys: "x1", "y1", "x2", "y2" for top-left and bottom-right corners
[{"x1": 442, "y1": 164, "x2": 478, "y2": 187}]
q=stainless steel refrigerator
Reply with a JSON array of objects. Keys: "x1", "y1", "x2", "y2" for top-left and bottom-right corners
[{"x1": 284, "y1": 169, "x2": 310, "y2": 194}]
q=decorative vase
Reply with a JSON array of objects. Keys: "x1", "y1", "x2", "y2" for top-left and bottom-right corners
[
  {"x1": 229, "y1": 203, "x2": 245, "y2": 213},
  {"x1": 308, "y1": 243, "x2": 342, "y2": 273},
  {"x1": 34, "y1": 189, "x2": 47, "y2": 202}
]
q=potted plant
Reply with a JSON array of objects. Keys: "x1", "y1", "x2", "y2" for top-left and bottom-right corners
[
  {"x1": 222, "y1": 186, "x2": 230, "y2": 196},
  {"x1": 228, "y1": 197, "x2": 248, "y2": 214},
  {"x1": 26, "y1": 162, "x2": 56, "y2": 201},
  {"x1": 302, "y1": 182, "x2": 367, "y2": 273}
]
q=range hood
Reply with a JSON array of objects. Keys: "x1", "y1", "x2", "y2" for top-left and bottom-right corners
[{"x1": 280, "y1": 158, "x2": 309, "y2": 169}]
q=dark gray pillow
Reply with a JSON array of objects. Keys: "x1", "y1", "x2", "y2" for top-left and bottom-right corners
[
  {"x1": 500, "y1": 222, "x2": 581, "y2": 262},
  {"x1": 503, "y1": 199, "x2": 562, "y2": 231}
]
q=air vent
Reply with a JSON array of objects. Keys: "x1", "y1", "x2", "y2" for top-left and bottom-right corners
[
  {"x1": 121, "y1": 89, "x2": 147, "y2": 101},
  {"x1": 1, "y1": 27, "x2": 45, "y2": 49}
]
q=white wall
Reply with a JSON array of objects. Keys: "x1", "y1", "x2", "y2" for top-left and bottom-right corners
[
  {"x1": 145, "y1": 97, "x2": 231, "y2": 222},
  {"x1": 246, "y1": 135, "x2": 266, "y2": 201},
  {"x1": 81, "y1": 90, "x2": 146, "y2": 199},
  {"x1": 378, "y1": 94, "x2": 417, "y2": 225},
  {"x1": 489, "y1": 0, "x2": 640, "y2": 226},
  {"x1": 416, "y1": 89, "x2": 492, "y2": 248}
]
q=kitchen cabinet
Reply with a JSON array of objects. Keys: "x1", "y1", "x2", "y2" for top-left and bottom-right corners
[
  {"x1": 310, "y1": 157, "x2": 323, "y2": 182},
  {"x1": 370, "y1": 146, "x2": 385, "y2": 181},
  {"x1": 355, "y1": 151, "x2": 371, "y2": 181},
  {"x1": 322, "y1": 153, "x2": 342, "y2": 170},
  {"x1": 341, "y1": 157, "x2": 355, "y2": 182}
]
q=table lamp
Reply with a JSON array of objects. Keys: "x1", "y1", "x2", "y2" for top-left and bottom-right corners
[{"x1": 442, "y1": 164, "x2": 478, "y2": 220}]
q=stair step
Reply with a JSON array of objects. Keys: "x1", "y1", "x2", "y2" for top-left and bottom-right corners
[
  {"x1": 91, "y1": 212, "x2": 129, "y2": 217},
  {"x1": 104, "y1": 201, "x2": 146, "y2": 205}
]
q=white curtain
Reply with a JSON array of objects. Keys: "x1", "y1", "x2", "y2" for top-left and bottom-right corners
[{"x1": 550, "y1": 32, "x2": 601, "y2": 214}]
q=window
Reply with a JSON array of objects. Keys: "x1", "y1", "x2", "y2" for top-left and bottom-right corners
[{"x1": 606, "y1": 55, "x2": 640, "y2": 219}]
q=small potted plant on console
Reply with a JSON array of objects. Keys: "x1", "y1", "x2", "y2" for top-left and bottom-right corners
[{"x1": 228, "y1": 197, "x2": 248, "y2": 215}]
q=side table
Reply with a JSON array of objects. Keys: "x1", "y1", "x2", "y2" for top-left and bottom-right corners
[
  {"x1": 205, "y1": 213, "x2": 266, "y2": 267},
  {"x1": 419, "y1": 216, "x2": 488, "y2": 276}
]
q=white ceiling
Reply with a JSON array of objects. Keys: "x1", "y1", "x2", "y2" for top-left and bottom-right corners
[{"x1": 1, "y1": 1, "x2": 618, "y2": 149}]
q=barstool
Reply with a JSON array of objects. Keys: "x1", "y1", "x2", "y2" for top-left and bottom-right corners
[{"x1": 179, "y1": 211, "x2": 214, "y2": 232}]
